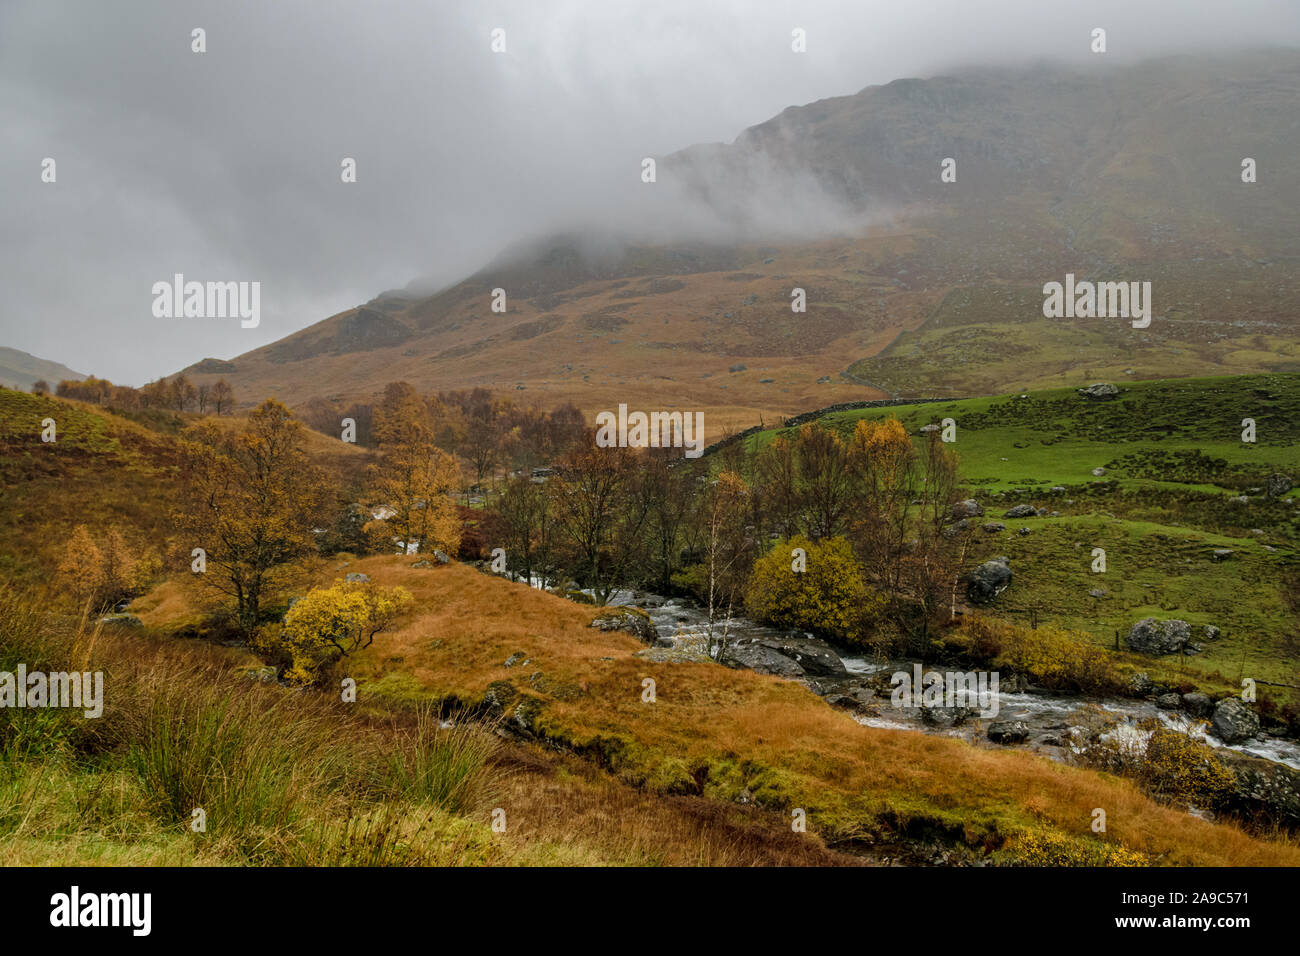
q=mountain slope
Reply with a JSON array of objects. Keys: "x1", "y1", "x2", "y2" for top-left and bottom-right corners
[
  {"x1": 0, "y1": 346, "x2": 85, "y2": 391},
  {"x1": 178, "y1": 50, "x2": 1300, "y2": 437}
]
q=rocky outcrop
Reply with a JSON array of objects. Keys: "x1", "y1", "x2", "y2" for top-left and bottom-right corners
[
  {"x1": 590, "y1": 607, "x2": 658, "y2": 644},
  {"x1": 1219, "y1": 749, "x2": 1300, "y2": 827},
  {"x1": 987, "y1": 720, "x2": 1030, "y2": 743},
  {"x1": 967, "y1": 556, "x2": 1012, "y2": 604},
  {"x1": 1126, "y1": 618, "x2": 1191, "y2": 656},
  {"x1": 722, "y1": 635, "x2": 849, "y2": 678},
  {"x1": 1211, "y1": 698, "x2": 1260, "y2": 744},
  {"x1": 1265, "y1": 474, "x2": 1292, "y2": 499},
  {"x1": 1077, "y1": 383, "x2": 1120, "y2": 400}
]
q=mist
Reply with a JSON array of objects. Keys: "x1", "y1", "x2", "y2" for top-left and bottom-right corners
[{"x1": 2, "y1": 0, "x2": 1298, "y2": 384}]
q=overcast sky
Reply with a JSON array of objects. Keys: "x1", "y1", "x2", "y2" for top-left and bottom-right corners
[{"x1": 2, "y1": 0, "x2": 1298, "y2": 385}]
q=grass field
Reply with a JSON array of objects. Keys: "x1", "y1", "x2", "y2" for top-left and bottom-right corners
[{"x1": 742, "y1": 373, "x2": 1300, "y2": 706}]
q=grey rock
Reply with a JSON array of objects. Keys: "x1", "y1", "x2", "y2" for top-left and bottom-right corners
[
  {"x1": 967, "y1": 556, "x2": 1012, "y2": 605},
  {"x1": 1202, "y1": 625, "x2": 1221, "y2": 642},
  {"x1": 943, "y1": 518, "x2": 972, "y2": 538},
  {"x1": 722, "y1": 642, "x2": 805, "y2": 677},
  {"x1": 345, "y1": 572, "x2": 370, "y2": 583},
  {"x1": 921, "y1": 706, "x2": 974, "y2": 728},
  {"x1": 1181, "y1": 692, "x2": 1214, "y2": 717},
  {"x1": 987, "y1": 720, "x2": 1030, "y2": 743},
  {"x1": 1077, "y1": 383, "x2": 1120, "y2": 400},
  {"x1": 1265, "y1": 474, "x2": 1292, "y2": 499},
  {"x1": 1211, "y1": 698, "x2": 1260, "y2": 744},
  {"x1": 1211, "y1": 548, "x2": 1234, "y2": 561},
  {"x1": 952, "y1": 499, "x2": 984, "y2": 518},
  {"x1": 1156, "y1": 693, "x2": 1182, "y2": 710},
  {"x1": 1003, "y1": 504, "x2": 1037, "y2": 519},
  {"x1": 1092, "y1": 467, "x2": 1107, "y2": 477},
  {"x1": 982, "y1": 522, "x2": 1006, "y2": 533},
  {"x1": 1126, "y1": 618, "x2": 1191, "y2": 656}
]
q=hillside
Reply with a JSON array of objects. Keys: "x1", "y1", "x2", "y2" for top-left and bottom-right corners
[
  {"x1": 0, "y1": 347, "x2": 84, "y2": 392},
  {"x1": 131, "y1": 554, "x2": 1300, "y2": 866},
  {"x1": 177, "y1": 51, "x2": 1300, "y2": 435},
  {"x1": 737, "y1": 372, "x2": 1300, "y2": 705}
]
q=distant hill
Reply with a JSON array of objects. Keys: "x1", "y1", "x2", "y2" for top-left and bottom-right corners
[
  {"x1": 177, "y1": 50, "x2": 1300, "y2": 438},
  {"x1": 0, "y1": 346, "x2": 85, "y2": 391}
]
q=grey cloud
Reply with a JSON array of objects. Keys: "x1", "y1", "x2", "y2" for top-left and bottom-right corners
[{"x1": 1, "y1": 0, "x2": 1297, "y2": 383}]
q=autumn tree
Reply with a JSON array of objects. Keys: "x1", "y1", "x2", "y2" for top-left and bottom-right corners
[
  {"x1": 491, "y1": 473, "x2": 556, "y2": 586},
  {"x1": 278, "y1": 581, "x2": 413, "y2": 684},
  {"x1": 210, "y1": 379, "x2": 234, "y2": 414},
  {"x1": 56, "y1": 525, "x2": 139, "y2": 613},
  {"x1": 744, "y1": 535, "x2": 875, "y2": 645},
  {"x1": 697, "y1": 470, "x2": 754, "y2": 660},
  {"x1": 365, "y1": 416, "x2": 462, "y2": 558},
  {"x1": 57, "y1": 526, "x2": 106, "y2": 612},
  {"x1": 550, "y1": 439, "x2": 636, "y2": 604},
  {"x1": 174, "y1": 399, "x2": 327, "y2": 638},
  {"x1": 756, "y1": 434, "x2": 800, "y2": 539},
  {"x1": 795, "y1": 422, "x2": 854, "y2": 539}
]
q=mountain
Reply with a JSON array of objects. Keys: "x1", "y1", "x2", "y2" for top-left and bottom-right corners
[
  {"x1": 0, "y1": 346, "x2": 85, "y2": 391},
  {"x1": 178, "y1": 50, "x2": 1300, "y2": 438}
]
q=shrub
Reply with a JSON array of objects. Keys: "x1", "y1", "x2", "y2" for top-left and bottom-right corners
[
  {"x1": 1141, "y1": 728, "x2": 1236, "y2": 809},
  {"x1": 744, "y1": 535, "x2": 881, "y2": 645},
  {"x1": 277, "y1": 581, "x2": 414, "y2": 684}
]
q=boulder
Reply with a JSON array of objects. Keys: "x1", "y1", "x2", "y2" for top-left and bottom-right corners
[
  {"x1": 432, "y1": 550, "x2": 451, "y2": 564},
  {"x1": 1092, "y1": 467, "x2": 1107, "y2": 477},
  {"x1": 1211, "y1": 698, "x2": 1260, "y2": 744},
  {"x1": 1003, "y1": 504, "x2": 1037, "y2": 519},
  {"x1": 982, "y1": 522, "x2": 1006, "y2": 533},
  {"x1": 1211, "y1": 548, "x2": 1234, "y2": 561},
  {"x1": 590, "y1": 607, "x2": 657, "y2": 644},
  {"x1": 1129, "y1": 672, "x2": 1155, "y2": 695},
  {"x1": 1077, "y1": 383, "x2": 1120, "y2": 400},
  {"x1": 920, "y1": 706, "x2": 973, "y2": 728},
  {"x1": 943, "y1": 518, "x2": 971, "y2": 538},
  {"x1": 967, "y1": 557, "x2": 1012, "y2": 604},
  {"x1": 1202, "y1": 625, "x2": 1221, "y2": 642},
  {"x1": 345, "y1": 572, "x2": 370, "y2": 583},
  {"x1": 748, "y1": 636, "x2": 848, "y2": 677},
  {"x1": 1155, "y1": 693, "x2": 1182, "y2": 710},
  {"x1": 1218, "y1": 749, "x2": 1300, "y2": 828},
  {"x1": 481, "y1": 681, "x2": 518, "y2": 716},
  {"x1": 1181, "y1": 692, "x2": 1214, "y2": 717},
  {"x1": 722, "y1": 642, "x2": 805, "y2": 677},
  {"x1": 1126, "y1": 618, "x2": 1191, "y2": 656},
  {"x1": 1265, "y1": 474, "x2": 1292, "y2": 499},
  {"x1": 952, "y1": 499, "x2": 983, "y2": 518},
  {"x1": 503, "y1": 652, "x2": 529, "y2": 668},
  {"x1": 986, "y1": 720, "x2": 1030, "y2": 743}
]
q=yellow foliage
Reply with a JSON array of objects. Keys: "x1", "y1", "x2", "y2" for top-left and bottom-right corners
[
  {"x1": 744, "y1": 535, "x2": 881, "y2": 644},
  {"x1": 277, "y1": 581, "x2": 414, "y2": 684}
]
